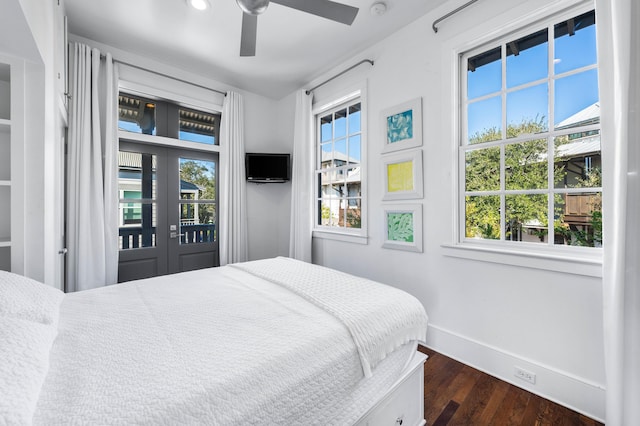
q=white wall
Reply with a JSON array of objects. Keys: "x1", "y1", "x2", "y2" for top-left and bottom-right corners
[
  {"x1": 16, "y1": 0, "x2": 67, "y2": 287},
  {"x1": 244, "y1": 92, "x2": 293, "y2": 261},
  {"x1": 284, "y1": 0, "x2": 605, "y2": 420}
]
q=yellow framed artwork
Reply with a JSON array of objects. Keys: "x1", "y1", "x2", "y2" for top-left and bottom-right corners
[{"x1": 382, "y1": 149, "x2": 423, "y2": 200}]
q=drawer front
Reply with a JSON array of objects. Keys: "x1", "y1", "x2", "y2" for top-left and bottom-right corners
[{"x1": 358, "y1": 359, "x2": 425, "y2": 426}]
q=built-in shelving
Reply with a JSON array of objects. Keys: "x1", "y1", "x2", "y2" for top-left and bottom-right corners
[{"x1": 0, "y1": 60, "x2": 11, "y2": 271}]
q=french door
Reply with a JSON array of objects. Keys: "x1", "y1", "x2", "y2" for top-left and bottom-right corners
[{"x1": 117, "y1": 141, "x2": 219, "y2": 282}]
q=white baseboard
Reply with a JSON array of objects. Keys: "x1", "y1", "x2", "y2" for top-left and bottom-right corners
[{"x1": 424, "y1": 324, "x2": 605, "y2": 423}]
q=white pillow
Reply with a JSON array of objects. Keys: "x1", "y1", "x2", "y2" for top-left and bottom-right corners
[
  {"x1": 0, "y1": 316, "x2": 57, "y2": 425},
  {"x1": 0, "y1": 271, "x2": 64, "y2": 326}
]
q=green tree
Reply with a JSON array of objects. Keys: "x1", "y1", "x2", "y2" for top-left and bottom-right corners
[
  {"x1": 466, "y1": 116, "x2": 601, "y2": 246},
  {"x1": 180, "y1": 160, "x2": 216, "y2": 224},
  {"x1": 466, "y1": 117, "x2": 548, "y2": 240}
]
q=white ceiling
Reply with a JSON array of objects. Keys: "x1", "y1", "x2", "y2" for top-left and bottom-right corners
[{"x1": 64, "y1": 0, "x2": 448, "y2": 99}]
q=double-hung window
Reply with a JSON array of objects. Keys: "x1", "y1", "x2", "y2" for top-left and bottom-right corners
[
  {"x1": 314, "y1": 90, "x2": 366, "y2": 240},
  {"x1": 460, "y1": 8, "x2": 601, "y2": 252}
]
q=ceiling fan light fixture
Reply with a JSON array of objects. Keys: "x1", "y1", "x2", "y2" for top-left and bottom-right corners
[
  {"x1": 187, "y1": 0, "x2": 210, "y2": 11},
  {"x1": 236, "y1": 0, "x2": 270, "y2": 15}
]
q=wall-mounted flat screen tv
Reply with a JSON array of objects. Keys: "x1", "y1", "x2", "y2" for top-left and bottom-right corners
[{"x1": 245, "y1": 153, "x2": 291, "y2": 183}]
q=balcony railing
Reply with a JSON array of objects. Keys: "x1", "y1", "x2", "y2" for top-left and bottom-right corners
[{"x1": 119, "y1": 224, "x2": 216, "y2": 250}]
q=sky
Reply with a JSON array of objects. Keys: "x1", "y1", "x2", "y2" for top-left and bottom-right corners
[
  {"x1": 467, "y1": 21, "x2": 598, "y2": 139},
  {"x1": 320, "y1": 109, "x2": 362, "y2": 164}
]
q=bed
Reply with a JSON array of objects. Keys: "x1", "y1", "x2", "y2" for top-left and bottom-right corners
[{"x1": 1, "y1": 257, "x2": 428, "y2": 425}]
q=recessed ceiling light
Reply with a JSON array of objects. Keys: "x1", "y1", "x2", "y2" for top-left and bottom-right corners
[
  {"x1": 370, "y1": 2, "x2": 387, "y2": 16},
  {"x1": 187, "y1": 0, "x2": 210, "y2": 11}
]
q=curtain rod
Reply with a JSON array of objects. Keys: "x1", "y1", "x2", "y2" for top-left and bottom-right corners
[
  {"x1": 100, "y1": 54, "x2": 227, "y2": 96},
  {"x1": 305, "y1": 59, "x2": 374, "y2": 95},
  {"x1": 432, "y1": 0, "x2": 480, "y2": 33}
]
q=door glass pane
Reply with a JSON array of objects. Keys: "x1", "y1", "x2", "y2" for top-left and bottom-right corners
[
  {"x1": 179, "y1": 108, "x2": 219, "y2": 145},
  {"x1": 179, "y1": 158, "x2": 216, "y2": 201},
  {"x1": 118, "y1": 94, "x2": 157, "y2": 135},
  {"x1": 179, "y1": 203, "x2": 216, "y2": 244},
  {"x1": 118, "y1": 151, "x2": 157, "y2": 250},
  {"x1": 178, "y1": 158, "x2": 216, "y2": 244},
  {"x1": 119, "y1": 203, "x2": 157, "y2": 249}
]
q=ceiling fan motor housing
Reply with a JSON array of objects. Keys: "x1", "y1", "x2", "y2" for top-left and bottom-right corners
[{"x1": 237, "y1": 0, "x2": 270, "y2": 15}]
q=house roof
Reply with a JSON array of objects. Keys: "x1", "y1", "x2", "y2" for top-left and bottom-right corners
[
  {"x1": 119, "y1": 151, "x2": 157, "y2": 169},
  {"x1": 118, "y1": 152, "x2": 200, "y2": 192},
  {"x1": 321, "y1": 151, "x2": 360, "y2": 165},
  {"x1": 556, "y1": 134, "x2": 601, "y2": 158},
  {"x1": 556, "y1": 102, "x2": 600, "y2": 129}
]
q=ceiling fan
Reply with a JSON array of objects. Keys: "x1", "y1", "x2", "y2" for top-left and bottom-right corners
[{"x1": 236, "y1": 0, "x2": 359, "y2": 57}]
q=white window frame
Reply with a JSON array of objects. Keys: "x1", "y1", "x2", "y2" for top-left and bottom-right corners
[
  {"x1": 312, "y1": 85, "x2": 368, "y2": 244},
  {"x1": 443, "y1": 1, "x2": 603, "y2": 277}
]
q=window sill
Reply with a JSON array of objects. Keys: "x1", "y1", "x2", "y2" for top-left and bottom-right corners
[
  {"x1": 313, "y1": 230, "x2": 368, "y2": 245},
  {"x1": 440, "y1": 242, "x2": 602, "y2": 277}
]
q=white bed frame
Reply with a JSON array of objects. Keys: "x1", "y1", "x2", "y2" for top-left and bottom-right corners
[{"x1": 354, "y1": 351, "x2": 428, "y2": 426}]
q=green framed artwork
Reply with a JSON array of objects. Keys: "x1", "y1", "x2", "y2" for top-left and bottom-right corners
[
  {"x1": 381, "y1": 98, "x2": 422, "y2": 153},
  {"x1": 382, "y1": 149, "x2": 423, "y2": 200},
  {"x1": 382, "y1": 204, "x2": 423, "y2": 252}
]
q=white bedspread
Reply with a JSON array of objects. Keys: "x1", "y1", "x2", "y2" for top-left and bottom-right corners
[
  {"x1": 232, "y1": 257, "x2": 428, "y2": 377},
  {"x1": 33, "y1": 259, "x2": 427, "y2": 425}
]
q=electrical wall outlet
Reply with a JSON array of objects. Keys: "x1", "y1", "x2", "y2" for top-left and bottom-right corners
[{"x1": 514, "y1": 366, "x2": 536, "y2": 384}]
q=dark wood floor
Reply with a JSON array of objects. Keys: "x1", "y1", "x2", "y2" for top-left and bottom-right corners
[{"x1": 419, "y1": 346, "x2": 604, "y2": 426}]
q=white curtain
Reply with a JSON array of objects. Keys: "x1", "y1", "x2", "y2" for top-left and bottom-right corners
[
  {"x1": 66, "y1": 43, "x2": 119, "y2": 292},
  {"x1": 219, "y1": 91, "x2": 248, "y2": 265},
  {"x1": 596, "y1": 1, "x2": 640, "y2": 425},
  {"x1": 289, "y1": 90, "x2": 314, "y2": 262}
]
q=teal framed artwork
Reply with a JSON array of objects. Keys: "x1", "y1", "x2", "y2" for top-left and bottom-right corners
[
  {"x1": 382, "y1": 204, "x2": 423, "y2": 252},
  {"x1": 381, "y1": 98, "x2": 422, "y2": 153}
]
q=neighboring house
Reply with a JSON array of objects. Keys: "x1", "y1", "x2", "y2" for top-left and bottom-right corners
[
  {"x1": 319, "y1": 151, "x2": 361, "y2": 227},
  {"x1": 118, "y1": 151, "x2": 207, "y2": 248},
  {"x1": 520, "y1": 102, "x2": 602, "y2": 245}
]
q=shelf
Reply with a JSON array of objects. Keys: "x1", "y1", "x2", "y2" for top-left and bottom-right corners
[
  {"x1": 0, "y1": 237, "x2": 10, "y2": 248},
  {"x1": 0, "y1": 180, "x2": 10, "y2": 186},
  {"x1": 0, "y1": 119, "x2": 8, "y2": 133}
]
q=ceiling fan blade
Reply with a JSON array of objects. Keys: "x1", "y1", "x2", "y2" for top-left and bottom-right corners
[
  {"x1": 271, "y1": 0, "x2": 358, "y2": 25},
  {"x1": 240, "y1": 13, "x2": 258, "y2": 57}
]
